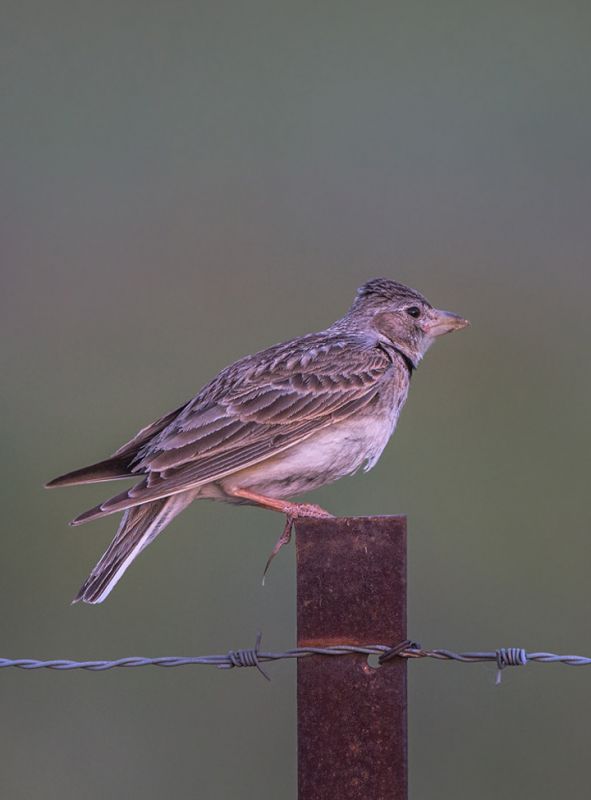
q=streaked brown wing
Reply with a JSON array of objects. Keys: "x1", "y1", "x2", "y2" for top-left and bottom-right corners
[
  {"x1": 85, "y1": 333, "x2": 392, "y2": 517},
  {"x1": 112, "y1": 402, "x2": 189, "y2": 459}
]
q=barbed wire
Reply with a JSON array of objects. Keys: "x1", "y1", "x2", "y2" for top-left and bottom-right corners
[{"x1": 2, "y1": 635, "x2": 591, "y2": 683}]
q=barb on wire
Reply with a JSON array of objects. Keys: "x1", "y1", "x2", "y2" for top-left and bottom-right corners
[{"x1": 2, "y1": 635, "x2": 591, "y2": 683}]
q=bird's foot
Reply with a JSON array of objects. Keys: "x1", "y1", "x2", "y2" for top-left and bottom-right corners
[
  {"x1": 227, "y1": 488, "x2": 333, "y2": 583},
  {"x1": 262, "y1": 502, "x2": 333, "y2": 584},
  {"x1": 286, "y1": 502, "x2": 334, "y2": 519},
  {"x1": 262, "y1": 516, "x2": 294, "y2": 585}
]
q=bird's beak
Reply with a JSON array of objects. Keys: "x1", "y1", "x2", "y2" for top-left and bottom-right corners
[{"x1": 421, "y1": 309, "x2": 470, "y2": 337}]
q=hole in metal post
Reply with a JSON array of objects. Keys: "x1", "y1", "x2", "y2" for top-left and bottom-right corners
[{"x1": 366, "y1": 654, "x2": 382, "y2": 669}]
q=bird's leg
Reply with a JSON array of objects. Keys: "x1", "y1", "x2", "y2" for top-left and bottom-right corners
[
  {"x1": 228, "y1": 487, "x2": 333, "y2": 581},
  {"x1": 228, "y1": 487, "x2": 333, "y2": 519}
]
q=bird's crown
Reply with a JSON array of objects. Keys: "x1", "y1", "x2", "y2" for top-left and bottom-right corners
[{"x1": 354, "y1": 278, "x2": 428, "y2": 308}]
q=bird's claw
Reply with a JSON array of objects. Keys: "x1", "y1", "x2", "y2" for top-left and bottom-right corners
[
  {"x1": 262, "y1": 516, "x2": 294, "y2": 585},
  {"x1": 261, "y1": 503, "x2": 333, "y2": 584}
]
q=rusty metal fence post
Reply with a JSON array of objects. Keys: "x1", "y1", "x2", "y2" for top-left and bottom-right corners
[{"x1": 296, "y1": 516, "x2": 407, "y2": 800}]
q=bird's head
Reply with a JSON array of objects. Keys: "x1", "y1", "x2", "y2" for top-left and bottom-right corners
[{"x1": 348, "y1": 278, "x2": 470, "y2": 367}]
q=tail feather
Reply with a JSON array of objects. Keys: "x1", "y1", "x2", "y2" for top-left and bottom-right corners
[
  {"x1": 46, "y1": 457, "x2": 133, "y2": 488},
  {"x1": 73, "y1": 490, "x2": 197, "y2": 604},
  {"x1": 69, "y1": 485, "x2": 138, "y2": 526}
]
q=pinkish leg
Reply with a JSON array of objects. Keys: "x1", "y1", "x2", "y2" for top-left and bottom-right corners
[{"x1": 228, "y1": 487, "x2": 334, "y2": 581}]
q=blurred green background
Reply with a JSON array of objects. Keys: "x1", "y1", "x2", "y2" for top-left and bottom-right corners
[{"x1": 2, "y1": 1, "x2": 590, "y2": 797}]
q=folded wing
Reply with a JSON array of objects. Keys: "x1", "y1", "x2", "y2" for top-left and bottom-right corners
[{"x1": 71, "y1": 333, "x2": 392, "y2": 523}]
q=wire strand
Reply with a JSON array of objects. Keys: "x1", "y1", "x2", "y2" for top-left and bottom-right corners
[{"x1": 2, "y1": 637, "x2": 591, "y2": 681}]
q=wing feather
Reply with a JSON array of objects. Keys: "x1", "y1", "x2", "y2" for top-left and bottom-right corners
[{"x1": 72, "y1": 333, "x2": 393, "y2": 522}]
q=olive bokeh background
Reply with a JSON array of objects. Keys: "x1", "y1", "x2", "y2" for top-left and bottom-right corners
[{"x1": 2, "y1": 3, "x2": 590, "y2": 798}]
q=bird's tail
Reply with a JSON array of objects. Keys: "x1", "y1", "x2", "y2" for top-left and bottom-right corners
[{"x1": 73, "y1": 489, "x2": 197, "y2": 604}]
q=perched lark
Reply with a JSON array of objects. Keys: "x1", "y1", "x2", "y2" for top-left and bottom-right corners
[{"x1": 47, "y1": 278, "x2": 468, "y2": 603}]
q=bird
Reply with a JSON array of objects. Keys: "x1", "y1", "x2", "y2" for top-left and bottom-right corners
[{"x1": 47, "y1": 278, "x2": 469, "y2": 604}]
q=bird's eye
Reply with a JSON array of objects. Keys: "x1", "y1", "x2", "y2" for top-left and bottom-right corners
[{"x1": 406, "y1": 306, "x2": 421, "y2": 318}]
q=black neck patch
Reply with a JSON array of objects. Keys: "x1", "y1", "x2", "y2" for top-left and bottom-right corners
[{"x1": 380, "y1": 343, "x2": 415, "y2": 377}]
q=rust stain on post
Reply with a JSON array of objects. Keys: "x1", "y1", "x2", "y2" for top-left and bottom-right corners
[{"x1": 296, "y1": 516, "x2": 407, "y2": 800}]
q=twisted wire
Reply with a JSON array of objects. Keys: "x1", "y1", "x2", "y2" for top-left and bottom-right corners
[{"x1": 2, "y1": 638, "x2": 591, "y2": 680}]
